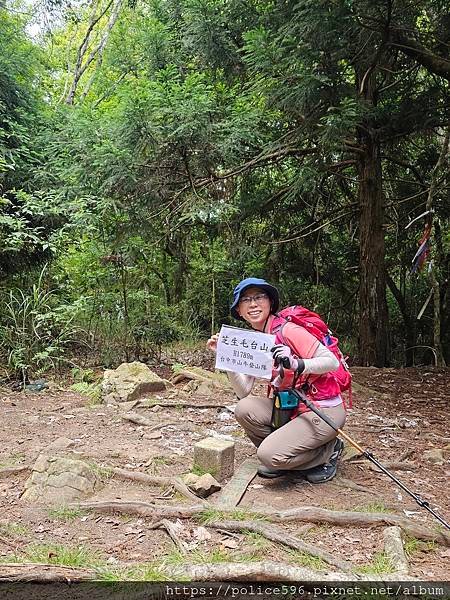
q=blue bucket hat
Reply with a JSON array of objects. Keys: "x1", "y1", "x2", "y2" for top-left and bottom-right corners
[{"x1": 230, "y1": 277, "x2": 280, "y2": 320}]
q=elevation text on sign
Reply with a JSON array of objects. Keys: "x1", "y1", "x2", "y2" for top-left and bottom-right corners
[{"x1": 215, "y1": 326, "x2": 275, "y2": 380}]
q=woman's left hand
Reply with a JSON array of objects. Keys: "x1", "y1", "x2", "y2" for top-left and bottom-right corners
[{"x1": 271, "y1": 344, "x2": 301, "y2": 371}]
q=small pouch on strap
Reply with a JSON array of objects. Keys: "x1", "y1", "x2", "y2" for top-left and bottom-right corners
[{"x1": 271, "y1": 390, "x2": 299, "y2": 430}]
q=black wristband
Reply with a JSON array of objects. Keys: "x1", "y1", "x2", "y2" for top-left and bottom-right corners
[{"x1": 295, "y1": 358, "x2": 305, "y2": 375}]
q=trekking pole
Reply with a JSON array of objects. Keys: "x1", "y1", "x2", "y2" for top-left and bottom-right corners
[{"x1": 290, "y1": 388, "x2": 450, "y2": 531}]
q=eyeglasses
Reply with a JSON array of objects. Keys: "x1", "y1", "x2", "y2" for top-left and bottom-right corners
[{"x1": 239, "y1": 293, "x2": 269, "y2": 305}]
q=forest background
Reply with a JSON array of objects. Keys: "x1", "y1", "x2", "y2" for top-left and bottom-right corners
[{"x1": 1, "y1": 0, "x2": 449, "y2": 385}]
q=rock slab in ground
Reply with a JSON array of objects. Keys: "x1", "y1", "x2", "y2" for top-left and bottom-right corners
[
  {"x1": 423, "y1": 448, "x2": 445, "y2": 464},
  {"x1": 22, "y1": 455, "x2": 98, "y2": 504},
  {"x1": 171, "y1": 366, "x2": 231, "y2": 396},
  {"x1": 46, "y1": 437, "x2": 75, "y2": 452},
  {"x1": 101, "y1": 361, "x2": 166, "y2": 403}
]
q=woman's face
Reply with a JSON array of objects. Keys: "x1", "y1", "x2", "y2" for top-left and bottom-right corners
[{"x1": 236, "y1": 286, "x2": 271, "y2": 330}]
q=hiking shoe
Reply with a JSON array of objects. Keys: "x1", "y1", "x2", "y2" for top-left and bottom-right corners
[
  {"x1": 257, "y1": 465, "x2": 308, "y2": 479},
  {"x1": 257, "y1": 465, "x2": 288, "y2": 479},
  {"x1": 305, "y1": 438, "x2": 344, "y2": 484}
]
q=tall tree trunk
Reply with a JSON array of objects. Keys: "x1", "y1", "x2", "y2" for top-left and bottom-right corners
[{"x1": 356, "y1": 71, "x2": 390, "y2": 366}]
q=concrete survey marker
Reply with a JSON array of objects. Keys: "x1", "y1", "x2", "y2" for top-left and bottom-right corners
[{"x1": 193, "y1": 437, "x2": 235, "y2": 481}]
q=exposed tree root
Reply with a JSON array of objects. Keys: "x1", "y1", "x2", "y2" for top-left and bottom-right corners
[
  {"x1": 163, "y1": 562, "x2": 416, "y2": 582},
  {"x1": 330, "y1": 477, "x2": 381, "y2": 495},
  {"x1": 74, "y1": 501, "x2": 450, "y2": 546},
  {"x1": 205, "y1": 520, "x2": 354, "y2": 573},
  {"x1": 110, "y1": 468, "x2": 209, "y2": 505},
  {"x1": 0, "y1": 563, "x2": 95, "y2": 582},
  {"x1": 0, "y1": 561, "x2": 419, "y2": 584},
  {"x1": 139, "y1": 400, "x2": 230, "y2": 409},
  {"x1": 164, "y1": 560, "x2": 348, "y2": 581},
  {"x1": 368, "y1": 461, "x2": 417, "y2": 472}
]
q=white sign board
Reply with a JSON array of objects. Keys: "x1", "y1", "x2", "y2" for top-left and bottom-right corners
[{"x1": 215, "y1": 325, "x2": 275, "y2": 380}]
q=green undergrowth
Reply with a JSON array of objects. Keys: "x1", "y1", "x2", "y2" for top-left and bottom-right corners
[
  {"x1": 404, "y1": 536, "x2": 436, "y2": 557},
  {"x1": 243, "y1": 531, "x2": 271, "y2": 552},
  {"x1": 70, "y1": 382, "x2": 102, "y2": 405},
  {"x1": 196, "y1": 508, "x2": 266, "y2": 524},
  {"x1": 357, "y1": 551, "x2": 395, "y2": 574},
  {"x1": 0, "y1": 452, "x2": 26, "y2": 468},
  {"x1": 0, "y1": 522, "x2": 28, "y2": 537},
  {"x1": 88, "y1": 462, "x2": 114, "y2": 482},
  {"x1": 47, "y1": 506, "x2": 88, "y2": 522},
  {"x1": 163, "y1": 547, "x2": 230, "y2": 566},
  {"x1": 147, "y1": 456, "x2": 171, "y2": 473},
  {"x1": 284, "y1": 548, "x2": 327, "y2": 571},
  {"x1": 191, "y1": 464, "x2": 218, "y2": 477},
  {"x1": 0, "y1": 543, "x2": 105, "y2": 568},
  {"x1": 354, "y1": 501, "x2": 390, "y2": 513},
  {"x1": 96, "y1": 563, "x2": 168, "y2": 581}
]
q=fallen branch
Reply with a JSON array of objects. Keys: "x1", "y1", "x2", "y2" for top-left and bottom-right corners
[
  {"x1": 111, "y1": 468, "x2": 208, "y2": 505},
  {"x1": 159, "y1": 519, "x2": 189, "y2": 554},
  {"x1": 0, "y1": 563, "x2": 95, "y2": 582},
  {"x1": 73, "y1": 501, "x2": 450, "y2": 546},
  {"x1": 206, "y1": 520, "x2": 354, "y2": 573}
]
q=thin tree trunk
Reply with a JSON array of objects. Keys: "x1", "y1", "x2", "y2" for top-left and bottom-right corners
[
  {"x1": 424, "y1": 127, "x2": 449, "y2": 367},
  {"x1": 65, "y1": 0, "x2": 122, "y2": 105},
  {"x1": 118, "y1": 257, "x2": 129, "y2": 361},
  {"x1": 386, "y1": 275, "x2": 415, "y2": 366}
]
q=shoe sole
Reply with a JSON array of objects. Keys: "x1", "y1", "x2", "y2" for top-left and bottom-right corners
[
  {"x1": 258, "y1": 469, "x2": 309, "y2": 479},
  {"x1": 257, "y1": 471, "x2": 286, "y2": 479}
]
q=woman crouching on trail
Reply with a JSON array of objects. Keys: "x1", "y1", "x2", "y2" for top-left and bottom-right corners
[{"x1": 206, "y1": 277, "x2": 346, "y2": 482}]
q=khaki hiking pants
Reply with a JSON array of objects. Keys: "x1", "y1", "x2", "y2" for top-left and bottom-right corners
[{"x1": 235, "y1": 394, "x2": 346, "y2": 470}]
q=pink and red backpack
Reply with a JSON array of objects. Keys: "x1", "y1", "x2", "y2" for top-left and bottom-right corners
[{"x1": 271, "y1": 306, "x2": 353, "y2": 407}]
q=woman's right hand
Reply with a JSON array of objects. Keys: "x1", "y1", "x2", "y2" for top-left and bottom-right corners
[{"x1": 206, "y1": 333, "x2": 220, "y2": 353}]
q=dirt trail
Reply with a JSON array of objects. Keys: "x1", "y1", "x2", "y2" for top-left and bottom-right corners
[{"x1": 0, "y1": 366, "x2": 449, "y2": 579}]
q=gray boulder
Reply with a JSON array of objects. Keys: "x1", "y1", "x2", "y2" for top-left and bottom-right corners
[
  {"x1": 101, "y1": 361, "x2": 166, "y2": 403},
  {"x1": 22, "y1": 455, "x2": 98, "y2": 504}
]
